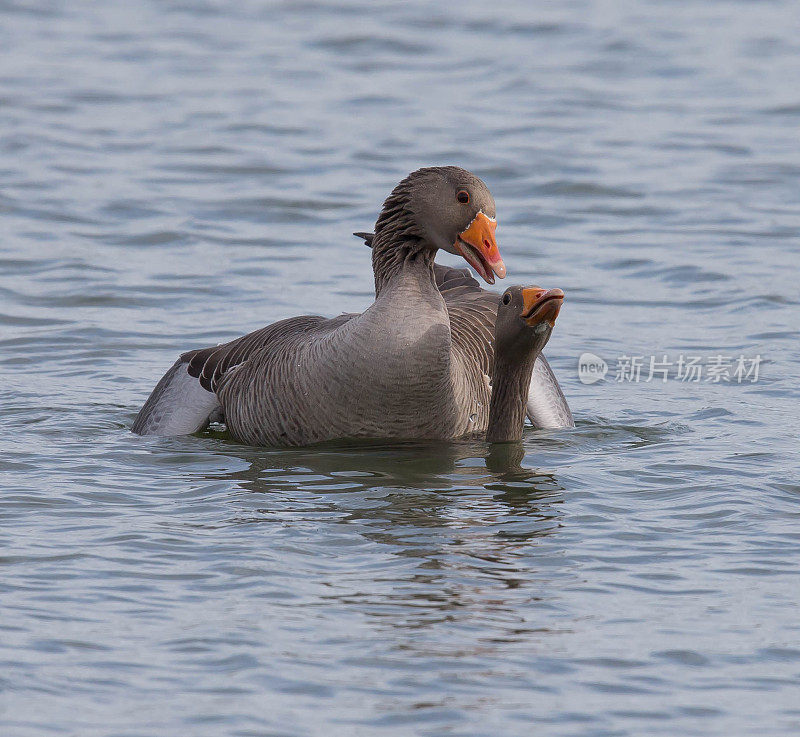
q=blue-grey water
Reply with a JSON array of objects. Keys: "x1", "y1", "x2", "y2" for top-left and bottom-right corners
[{"x1": 2, "y1": 1, "x2": 799, "y2": 735}]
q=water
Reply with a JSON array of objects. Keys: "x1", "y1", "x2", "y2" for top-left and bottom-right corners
[{"x1": 2, "y1": 0, "x2": 799, "y2": 734}]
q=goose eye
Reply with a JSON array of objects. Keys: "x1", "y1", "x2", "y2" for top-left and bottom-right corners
[
  {"x1": 502, "y1": 293, "x2": 511, "y2": 305},
  {"x1": 456, "y1": 190, "x2": 470, "y2": 204}
]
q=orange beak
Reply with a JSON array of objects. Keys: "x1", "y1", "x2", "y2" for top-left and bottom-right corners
[
  {"x1": 454, "y1": 212, "x2": 506, "y2": 285},
  {"x1": 521, "y1": 287, "x2": 564, "y2": 327}
]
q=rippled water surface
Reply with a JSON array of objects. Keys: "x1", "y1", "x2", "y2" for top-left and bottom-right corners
[{"x1": 2, "y1": 1, "x2": 800, "y2": 735}]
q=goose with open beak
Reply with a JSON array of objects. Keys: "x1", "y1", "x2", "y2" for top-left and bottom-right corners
[{"x1": 132, "y1": 166, "x2": 563, "y2": 445}]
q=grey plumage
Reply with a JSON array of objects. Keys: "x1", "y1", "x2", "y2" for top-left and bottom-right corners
[
  {"x1": 132, "y1": 166, "x2": 572, "y2": 445},
  {"x1": 132, "y1": 264, "x2": 497, "y2": 440},
  {"x1": 357, "y1": 232, "x2": 574, "y2": 430},
  {"x1": 216, "y1": 259, "x2": 488, "y2": 446}
]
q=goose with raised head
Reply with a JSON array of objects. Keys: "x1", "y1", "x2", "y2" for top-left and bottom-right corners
[
  {"x1": 486, "y1": 285, "x2": 564, "y2": 443},
  {"x1": 133, "y1": 166, "x2": 511, "y2": 445},
  {"x1": 354, "y1": 233, "x2": 573, "y2": 430}
]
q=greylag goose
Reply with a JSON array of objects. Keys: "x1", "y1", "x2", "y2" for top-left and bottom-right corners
[
  {"x1": 354, "y1": 234, "x2": 573, "y2": 429},
  {"x1": 133, "y1": 166, "x2": 512, "y2": 445},
  {"x1": 486, "y1": 285, "x2": 564, "y2": 442}
]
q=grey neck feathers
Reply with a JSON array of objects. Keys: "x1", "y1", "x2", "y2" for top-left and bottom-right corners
[
  {"x1": 486, "y1": 351, "x2": 539, "y2": 443},
  {"x1": 371, "y1": 177, "x2": 434, "y2": 296},
  {"x1": 372, "y1": 239, "x2": 436, "y2": 296}
]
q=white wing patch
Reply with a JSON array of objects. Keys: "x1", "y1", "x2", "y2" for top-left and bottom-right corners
[
  {"x1": 132, "y1": 360, "x2": 220, "y2": 436},
  {"x1": 526, "y1": 356, "x2": 575, "y2": 429}
]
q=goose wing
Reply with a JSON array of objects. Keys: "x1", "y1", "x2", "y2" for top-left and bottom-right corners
[
  {"x1": 434, "y1": 263, "x2": 497, "y2": 377},
  {"x1": 132, "y1": 314, "x2": 354, "y2": 436}
]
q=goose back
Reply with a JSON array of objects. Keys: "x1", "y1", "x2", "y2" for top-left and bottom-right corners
[{"x1": 215, "y1": 259, "x2": 465, "y2": 446}]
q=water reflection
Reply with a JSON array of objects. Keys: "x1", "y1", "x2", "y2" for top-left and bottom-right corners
[
  {"x1": 486, "y1": 440, "x2": 526, "y2": 473},
  {"x1": 204, "y1": 437, "x2": 568, "y2": 616},
  {"x1": 210, "y1": 435, "x2": 565, "y2": 505}
]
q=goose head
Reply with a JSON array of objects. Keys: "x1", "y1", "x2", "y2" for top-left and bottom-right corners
[
  {"x1": 486, "y1": 285, "x2": 564, "y2": 443},
  {"x1": 375, "y1": 166, "x2": 506, "y2": 284},
  {"x1": 495, "y1": 285, "x2": 564, "y2": 361}
]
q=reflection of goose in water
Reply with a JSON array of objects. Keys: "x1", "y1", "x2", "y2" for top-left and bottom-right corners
[
  {"x1": 207, "y1": 437, "x2": 565, "y2": 535},
  {"x1": 191, "y1": 436, "x2": 569, "y2": 635}
]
